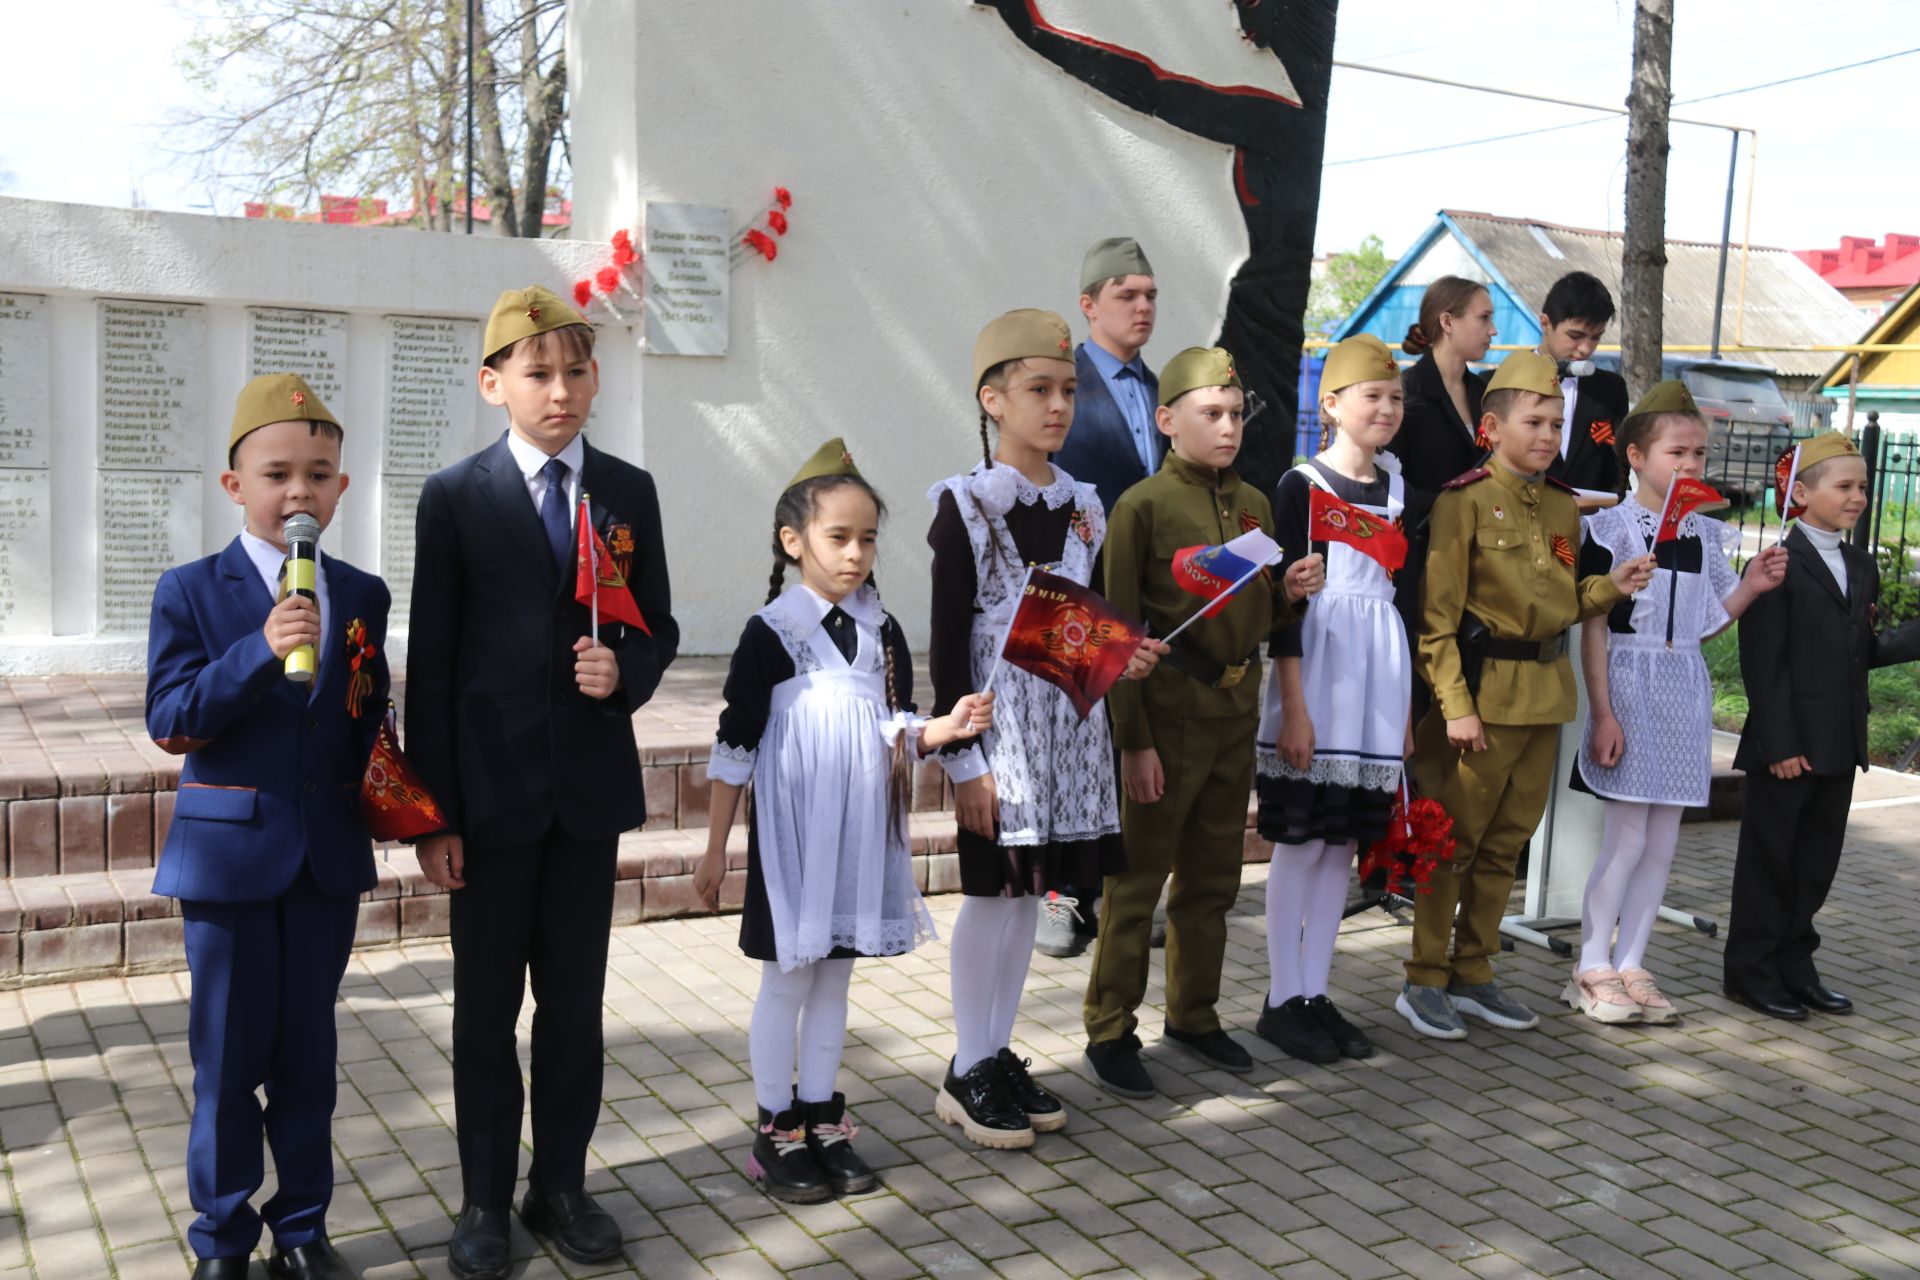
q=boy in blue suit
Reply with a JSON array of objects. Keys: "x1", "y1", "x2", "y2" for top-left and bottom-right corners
[{"x1": 147, "y1": 373, "x2": 388, "y2": 1280}]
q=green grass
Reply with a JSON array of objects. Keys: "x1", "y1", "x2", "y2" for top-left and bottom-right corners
[{"x1": 1706, "y1": 624, "x2": 1920, "y2": 768}]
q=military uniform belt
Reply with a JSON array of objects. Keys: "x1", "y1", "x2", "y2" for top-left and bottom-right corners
[
  {"x1": 1162, "y1": 638, "x2": 1258, "y2": 690},
  {"x1": 1483, "y1": 634, "x2": 1566, "y2": 662}
]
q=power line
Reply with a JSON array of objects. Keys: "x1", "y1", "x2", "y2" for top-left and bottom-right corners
[{"x1": 1324, "y1": 46, "x2": 1919, "y2": 166}]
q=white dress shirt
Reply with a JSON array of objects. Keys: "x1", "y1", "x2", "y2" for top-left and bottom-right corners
[
  {"x1": 1559, "y1": 374, "x2": 1582, "y2": 459},
  {"x1": 241, "y1": 527, "x2": 329, "y2": 680},
  {"x1": 1798, "y1": 521, "x2": 1849, "y2": 597},
  {"x1": 505, "y1": 430, "x2": 585, "y2": 528}
]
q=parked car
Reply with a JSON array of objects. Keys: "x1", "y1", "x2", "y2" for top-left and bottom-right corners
[{"x1": 1592, "y1": 355, "x2": 1796, "y2": 500}]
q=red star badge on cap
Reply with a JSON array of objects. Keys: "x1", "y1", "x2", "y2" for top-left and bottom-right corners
[
  {"x1": 526, "y1": 304, "x2": 542, "y2": 322},
  {"x1": 839, "y1": 450, "x2": 853, "y2": 468},
  {"x1": 290, "y1": 390, "x2": 306, "y2": 406},
  {"x1": 1058, "y1": 336, "x2": 1070, "y2": 352}
]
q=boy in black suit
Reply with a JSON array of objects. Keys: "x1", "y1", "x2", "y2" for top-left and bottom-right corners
[
  {"x1": 407, "y1": 286, "x2": 677, "y2": 1278},
  {"x1": 1725, "y1": 432, "x2": 1920, "y2": 1020},
  {"x1": 1536, "y1": 270, "x2": 1628, "y2": 497}
]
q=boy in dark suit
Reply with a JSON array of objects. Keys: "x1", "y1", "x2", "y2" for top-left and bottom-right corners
[
  {"x1": 1725, "y1": 432, "x2": 1920, "y2": 1019},
  {"x1": 1536, "y1": 270, "x2": 1629, "y2": 497},
  {"x1": 407, "y1": 286, "x2": 677, "y2": 1279},
  {"x1": 147, "y1": 374, "x2": 389, "y2": 1280},
  {"x1": 1043, "y1": 236, "x2": 1163, "y2": 958}
]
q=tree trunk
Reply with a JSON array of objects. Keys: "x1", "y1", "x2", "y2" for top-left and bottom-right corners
[
  {"x1": 518, "y1": 0, "x2": 565, "y2": 241},
  {"x1": 1620, "y1": 0, "x2": 1673, "y2": 403},
  {"x1": 471, "y1": 2, "x2": 519, "y2": 236}
]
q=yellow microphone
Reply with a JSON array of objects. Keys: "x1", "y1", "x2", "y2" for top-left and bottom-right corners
[{"x1": 282, "y1": 513, "x2": 320, "y2": 685}]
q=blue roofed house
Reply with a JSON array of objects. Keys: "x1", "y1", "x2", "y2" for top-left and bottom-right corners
[{"x1": 1330, "y1": 209, "x2": 1861, "y2": 387}]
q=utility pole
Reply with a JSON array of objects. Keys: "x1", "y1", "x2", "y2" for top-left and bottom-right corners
[{"x1": 1621, "y1": 0, "x2": 1673, "y2": 402}]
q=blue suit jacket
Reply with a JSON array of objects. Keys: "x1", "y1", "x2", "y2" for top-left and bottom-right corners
[
  {"x1": 1052, "y1": 342, "x2": 1164, "y2": 519},
  {"x1": 147, "y1": 538, "x2": 391, "y2": 903}
]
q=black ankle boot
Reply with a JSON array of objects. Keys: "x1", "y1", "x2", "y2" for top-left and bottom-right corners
[
  {"x1": 801, "y1": 1093, "x2": 877, "y2": 1196},
  {"x1": 747, "y1": 1106, "x2": 832, "y2": 1204}
]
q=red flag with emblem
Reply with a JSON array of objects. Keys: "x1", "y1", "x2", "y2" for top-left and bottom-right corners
[
  {"x1": 1654, "y1": 476, "x2": 1727, "y2": 544},
  {"x1": 1308, "y1": 488, "x2": 1407, "y2": 572},
  {"x1": 575, "y1": 496, "x2": 650, "y2": 633},
  {"x1": 997, "y1": 571, "x2": 1145, "y2": 719}
]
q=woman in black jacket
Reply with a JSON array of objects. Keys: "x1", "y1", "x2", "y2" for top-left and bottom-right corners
[{"x1": 1385, "y1": 276, "x2": 1495, "y2": 495}]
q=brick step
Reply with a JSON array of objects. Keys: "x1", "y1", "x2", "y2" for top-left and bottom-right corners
[{"x1": 0, "y1": 807, "x2": 1288, "y2": 987}]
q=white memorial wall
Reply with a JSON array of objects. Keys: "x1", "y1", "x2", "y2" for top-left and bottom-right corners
[{"x1": 0, "y1": 198, "x2": 612, "y2": 671}]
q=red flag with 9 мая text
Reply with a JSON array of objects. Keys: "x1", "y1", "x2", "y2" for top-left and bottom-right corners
[
  {"x1": 999, "y1": 571, "x2": 1146, "y2": 720},
  {"x1": 1308, "y1": 488, "x2": 1407, "y2": 573}
]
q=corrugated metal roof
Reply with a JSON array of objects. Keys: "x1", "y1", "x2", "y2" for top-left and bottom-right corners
[{"x1": 1443, "y1": 210, "x2": 1863, "y2": 378}]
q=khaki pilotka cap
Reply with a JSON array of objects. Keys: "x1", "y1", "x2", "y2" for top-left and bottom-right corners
[
  {"x1": 972, "y1": 309, "x2": 1074, "y2": 387},
  {"x1": 1320, "y1": 334, "x2": 1400, "y2": 395},
  {"x1": 1080, "y1": 237, "x2": 1155, "y2": 294},
  {"x1": 1158, "y1": 346, "x2": 1243, "y2": 407},
  {"x1": 1630, "y1": 379, "x2": 1702, "y2": 418},
  {"x1": 1483, "y1": 350, "x2": 1564, "y2": 400},
  {"x1": 483, "y1": 285, "x2": 589, "y2": 361},
  {"x1": 1794, "y1": 430, "x2": 1862, "y2": 472},
  {"x1": 787, "y1": 437, "x2": 864, "y2": 488},
  {"x1": 229, "y1": 373, "x2": 339, "y2": 454}
]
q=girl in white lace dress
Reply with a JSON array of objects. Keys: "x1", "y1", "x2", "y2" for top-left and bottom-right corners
[
  {"x1": 927, "y1": 310, "x2": 1162, "y2": 1149},
  {"x1": 1567, "y1": 384, "x2": 1785, "y2": 1025},
  {"x1": 1255, "y1": 335, "x2": 1419, "y2": 1065},
  {"x1": 694, "y1": 440, "x2": 990, "y2": 1204}
]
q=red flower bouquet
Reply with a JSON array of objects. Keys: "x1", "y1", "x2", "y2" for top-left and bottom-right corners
[{"x1": 1358, "y1": 789, "x2": 1457, "y2": 899}]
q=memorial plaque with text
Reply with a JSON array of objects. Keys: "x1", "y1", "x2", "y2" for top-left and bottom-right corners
[
  {"x1": 644, "y1": 202, "x2": 730, "y2": 357},
  {"x1": 248, "y1": 307, "x2": 347, "y2": 405},
  {"x1": 0, "y1": 293, "x2": 50, "y2": 469},
  {"x1": 384, "y1": 316, "x2": 478, "y2": 477},
  {"x1": 97, "y1": 471, "x2": 202, "y2": 633},
  {"x1": 380, "y1": 473, "x2": 427, "y2": 617},
  {"x1": 0, "y1": 469, "x2": 52, "y2": 636},
  {"x1": 97, "y1": 299, "x2": 207, "y2": 472}
]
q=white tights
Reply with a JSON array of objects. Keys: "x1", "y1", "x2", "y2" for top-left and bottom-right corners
[
  {"x1": 1265, "y1": 838, "x2": 1355, "y2": 1005},
  {"x1": 1578, "y1": 800, "x2": 1685, "y2": 975},
  {"x1": 749, "y1": 958, "x2": 856, "y2": 1114},
  {"x1": 947, "y1": 894, "x2": 1041, "y2": 1074}
]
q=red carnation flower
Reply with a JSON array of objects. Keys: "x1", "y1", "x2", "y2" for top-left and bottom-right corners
[
  {"x1": 767, "y1": 209, "x2": 788, "y2": 236},
  {"x1": 595, "y1": 266, "x2": 620, "y2": 294},
  {"x1": 572, "y1": 279, "x2": 592, "y2": 307},
  {"x1": 774, "y1": 186, "x2": 793, "y2": 209},
  {"x1": 744, "y1": 229, "x2": 778, "y2": 261}
]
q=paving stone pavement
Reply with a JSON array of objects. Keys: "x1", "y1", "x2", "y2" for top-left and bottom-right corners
[{"x1": 2, "y1": 789, "x2": 1919, "y2": 1279}]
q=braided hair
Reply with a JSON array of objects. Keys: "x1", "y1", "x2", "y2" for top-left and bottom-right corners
[{"x1": 764, "y1": 474, "x2": 889, "y2": 604}]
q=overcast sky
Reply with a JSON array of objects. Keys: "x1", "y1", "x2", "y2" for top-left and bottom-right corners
[{"x1": 3, "y1": 0, "x2": 1914, "y2": 263}]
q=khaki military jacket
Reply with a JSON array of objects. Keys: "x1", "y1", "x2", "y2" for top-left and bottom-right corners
[
  {"x1": 1419, "y1": 462, "x2": 1626, "y2": 725},
  {"x1": 1105, "y1": 452, "x2": 1300, "y2": 750}
]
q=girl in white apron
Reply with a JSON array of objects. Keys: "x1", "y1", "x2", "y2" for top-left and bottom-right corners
[
  {"x1": 695, "y1": 440, "x2": 991, "y2": 1203},
  {"x1": 1568, "y1": 384, "x2": 1785, "y2": 1024},
  {"x1": 1256, "y1": 335, "x2": 1416, "y2": 1065}
]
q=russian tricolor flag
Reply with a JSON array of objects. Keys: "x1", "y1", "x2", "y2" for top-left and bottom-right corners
[{"x1": 1171, "y1": 529, "x2": 1282, "y2": 617}]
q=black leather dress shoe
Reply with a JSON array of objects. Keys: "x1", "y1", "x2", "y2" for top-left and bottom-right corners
[
  {"x1": 448, "y1": 1204, "x2": 512, "y2": 1280},
  {"x1": 267, "y1": 1238, "x2": 357, "y2": 1279},
  {"x1": 1723, "y1": 985, "x2": 1809, "y2": 1021},
  {"x1": 521, "y1": 1188, "x2": 622, "y2": 1264},
  {"x1": 191, "y1": 1259, "x2": 251, "y2": 1280},
  {"x1": 1788, "y1": 983, "x2": 1853, "y2": 1014}
]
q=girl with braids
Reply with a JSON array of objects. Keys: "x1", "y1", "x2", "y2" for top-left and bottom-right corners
[
  {"x1": 925, "y1": 309, "x2": 1164, "y2": 1148},
  {"x1": 694, "y1": 440, "x2": 992, "y2": 1203},
  {"x1": 1566, "y1": 382, "x2": 1785, "y2": 1025}
]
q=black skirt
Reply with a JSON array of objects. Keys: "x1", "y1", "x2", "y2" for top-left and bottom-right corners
[
  {"x1": 1256, "y1": 773, "x2": 1397, "y2": 848},
  {"x1": 956, "y1": 826, "x2": 1127, "y2": 898}
]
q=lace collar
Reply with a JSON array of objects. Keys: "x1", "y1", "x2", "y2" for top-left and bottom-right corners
[
  {"x1": 768, "y1": 582, "x2": 881, "y2": 638},
  {"x1": 968, "y1": 461, "x2": 1078, "y2": 517}
]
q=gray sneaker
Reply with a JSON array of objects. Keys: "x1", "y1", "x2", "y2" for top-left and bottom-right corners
[
  {"x1": 1395, "y1": 982, "x2": 1468, "y2": 1040},
  {"x1": 1447, "y1": 980, "x2": 1540, "y2": 1030},
  {"x1": 1034, "y1": 892, "x2": 1086, "y2": 958}
]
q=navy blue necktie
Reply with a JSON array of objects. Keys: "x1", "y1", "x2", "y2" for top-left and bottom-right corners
[{"x1": 539, "y1": 457, "x2": 571, "y2": 575}]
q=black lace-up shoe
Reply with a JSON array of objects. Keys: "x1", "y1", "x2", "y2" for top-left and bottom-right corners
[
  {"x1": 1256, "y1": 996, "x2": 1339, "y2": 1064},
  {"x1": 995, "y1": 1048, "x2": 1066, "y2": 1132},
  {"x1": 801, "y1": 1093, "x2": 878, "y2": 1195},
  {"x1": 747, "y1": 1106, "x2": 833, "y2": 1203},
  {"x1": 935, "y1": 1056, "x2": 1035, "y2": 1149},
  {"x1": 1305, "y1": 995, "x2": 1374, "y2": 1060},
  {"x1": 1083, "y1": 1034, "x2": 1155, "y2": 1099}
]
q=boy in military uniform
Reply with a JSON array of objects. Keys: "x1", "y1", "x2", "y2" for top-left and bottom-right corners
[
  {"x1": 1400, "y1": 352, "x2": 1653, "y2": 1041},
  {"x1": 147, "y1": 374, "x2": 389, "y2": 1280},
  {"x1": 1724, "y1": 432, "x2": 1920, "y2": 1019},
  {"x1": 1084, "y1": 347, "x2": 1322, "y2": 1097}
]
